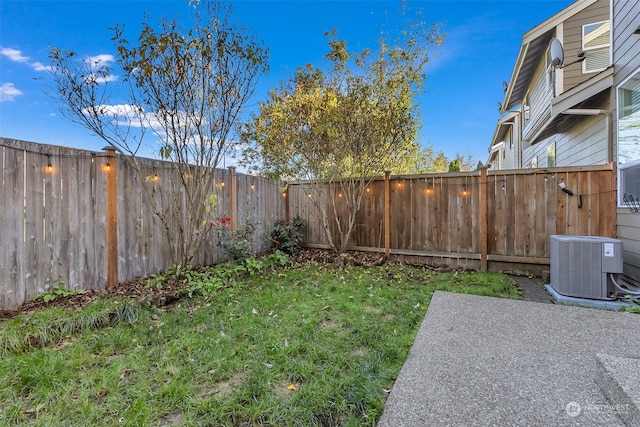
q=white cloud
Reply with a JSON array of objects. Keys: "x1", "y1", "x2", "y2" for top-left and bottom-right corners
[
  {"x1": 0, "y1": 47, "x2": 29, "y2": 63},
  {"x1": 85, "y1": 103, "x2": 152, "y2": 129},
  {"x1": 90, "y1": 103, "x2": 142, "y2": 118},
  {"x1": 80, "y1": 55, "x2": 119, "y2": 83},
  {"x1": 0, "y1": 82, "x2": 23, "y2": 102},
  {"x1": 85, "y1": 54, "x2": 115, "y2": 66},
  {"x1": 32, "y1": 61, "x2": 53, "y2": 72},
  {"x1": 1, "y1": 47, "x2": 53, "y2": 72},
  {"x1": 94, "y1": 74, "x2": 119, "y2": 84}
]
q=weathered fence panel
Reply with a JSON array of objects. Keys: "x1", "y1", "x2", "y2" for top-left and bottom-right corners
[
  {"x1": 1, "y1": 138, "x2": 286, "y2": 311},
  {"x1": 1, "y1": 140, "x2": 108, "y2": 310},
  {"x1": 287, "y1": 164, "x2": 616, "y2": 272}
]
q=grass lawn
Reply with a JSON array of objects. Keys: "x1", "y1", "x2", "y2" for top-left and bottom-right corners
[{"x1": 0, "y1": 254, "x2": 522, "y2": 426}]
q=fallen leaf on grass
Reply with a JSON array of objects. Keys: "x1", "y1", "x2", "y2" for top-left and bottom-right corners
[{"x1": 287, "y1": 383, "x2": 300, "y2": 391}]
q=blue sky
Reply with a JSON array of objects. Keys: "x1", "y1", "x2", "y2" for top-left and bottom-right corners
[{"x1": 0, "y1": 0, "x2": 575, "y2": 166}]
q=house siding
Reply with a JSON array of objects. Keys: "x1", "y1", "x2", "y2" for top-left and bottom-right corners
[
  {"x1": 503, "y1": 127, "x2": 517, "y2": 169},
  {"x1": 562, "y1": 0, "x2": 611, "y2": 92},
  {"x1": 613, "y1": 0, "x2": 640, "y2": 281},
  {"x1": 522, "y1": 97, "x2": 609, "y2": 169},
  {"x1": 522, "y1": 60, "x2": 553, "y2": 141},
  {"x1": 559, "y1": 110, "x2": 609, "y2": 165}
]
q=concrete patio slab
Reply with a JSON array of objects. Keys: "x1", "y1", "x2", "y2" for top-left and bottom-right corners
[
  {"x1": 595, "y1": 353, "x2": 640, "y2": 427},
  {"x1": 377, "y1": 291, "x2": 640, "y2": 426}
]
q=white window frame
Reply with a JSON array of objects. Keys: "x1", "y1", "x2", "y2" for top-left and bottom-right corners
[
  {"x1": 523, "y1": 92, "x2": 530, "y2": 128},
  {"x1": 545, "y1": 45, "x2": 554, "y2": 88},
  {"x1": 547, "y1": 142, "x2": 556, "y2": 168},
  {"x1": 581, "y1": 20, "x2": 610, "y2": 74},
  {"x1": 616, "y1": 67, "x2": 640, "y2": 207}
]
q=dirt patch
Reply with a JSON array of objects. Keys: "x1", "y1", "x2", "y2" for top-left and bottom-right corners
[
  {"x1": 365, "y1": 305, "x2": 383, "y2": 314},
  {"x1": 365, "y1": 305, "x2": 395, "y2": 320},
  {"x1": 319, "y1": 317, "x2": 336, "y2": 328},
  {"x1": 196, "y1": 370, "x2": 251, "y2": 400},
  {"x1": 158, "y1": 413, "x2": 184, "y2": 426},
  {"x1": 271, "y1": 380, "x2": 297, "y2": 399},
  {"x1": 349, "y1": 347, "x2": 368, "y2": 357}
]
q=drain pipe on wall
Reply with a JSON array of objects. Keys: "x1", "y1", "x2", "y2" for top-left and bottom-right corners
[{"x1": 561, "y1": 109, "x2": 613, "y2": 163}]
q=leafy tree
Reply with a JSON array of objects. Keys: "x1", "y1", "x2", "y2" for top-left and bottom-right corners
[
  {"x1": 241, "y1": 3, "x2": 444, "y2": 254},
  {"x1": 48, "y1": 0, "x2": 268, "y2": 266},
  {"x1": 402, "y1": 145, "x2": 453, "y2": 174},
  {"x1": 449, "y1": 153, "x2": 476, "y2": 172}
]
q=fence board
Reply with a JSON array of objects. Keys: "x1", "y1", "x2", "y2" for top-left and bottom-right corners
[
  {"x1": 288, "y1": 164, "x2": 616, "y2": 272},
  {"x1": 1, "y1": 144, "x2": 25, "y2": 310}
]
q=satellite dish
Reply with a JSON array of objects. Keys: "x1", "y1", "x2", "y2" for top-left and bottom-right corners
[{"x1": 550, "y1": 38, "x2": 564, "y2": 68}]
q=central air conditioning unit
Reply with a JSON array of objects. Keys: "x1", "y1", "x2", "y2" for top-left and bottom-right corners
[{"x1": 550, "y1": 235, "x2": 623, "y2": 300}]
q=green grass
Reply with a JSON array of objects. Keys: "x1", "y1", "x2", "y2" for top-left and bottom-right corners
[{"x1": 0, "y1": 258, "x2": 522, "y2": 426}]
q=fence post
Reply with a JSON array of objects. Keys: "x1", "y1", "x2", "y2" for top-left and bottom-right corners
[
  {"x1": 610, "y1": 162, "x2": 617, "y2": 238},
  {"x1": 384, "y1": 171, "x2": 391, "y2": 259},
  {"x1": 284, "y1": 181, "x2": 290, "y2": 223},
  {"x1": 103, "y1": 146, "x2": 118, "y2": 288},
  {"x1": 480, "y1": 166, "x2": 489, "y2": 270},
  {"x1": 228, "y1": 166, "x2": 237, "y2": 231}
]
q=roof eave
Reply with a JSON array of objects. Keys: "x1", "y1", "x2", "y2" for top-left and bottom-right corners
[
  {"x1": 500, "y1": 0, "x2": 601, "y2": 113},
  {"x1": 490, "y1": 111, "x2": 519, "y2": 147}
]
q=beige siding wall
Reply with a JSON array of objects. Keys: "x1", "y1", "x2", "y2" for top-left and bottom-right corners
[
  {"x1": 522, "y1": 61, "x2": 553, "y2": 140},
  {"x1": 613, "y1": 0, "x2": 640, "y2": 281},
  {"x1": 562, "y1": 0, "x2": 610, "y2": 92},
  {"x1": 503, "y1": 126, "x2": 517, "y2": 169},
  {"x1": 522, "y1": 108, "x2": 608, "y2": 169},
  {"x1": 522, "y1": 136, "x2": 552, "y2": 168}
]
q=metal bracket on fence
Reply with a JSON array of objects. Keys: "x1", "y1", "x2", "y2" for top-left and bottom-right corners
[{"x1": 623, "y1": 192, "x2": 640, "y2": 213}]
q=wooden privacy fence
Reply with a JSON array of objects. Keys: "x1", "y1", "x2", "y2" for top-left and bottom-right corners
[
  {"x1": 0, "y1": 138, "x2": 286, "y2": 311},
  {"x1": 287, "y1": 164, "x2": 617, "y2": 272}
]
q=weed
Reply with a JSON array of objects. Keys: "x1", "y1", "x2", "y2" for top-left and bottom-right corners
[
  {"x1": 244, "y1": 256, "x2": 264, "y2": 276},
  {"x1": 33, "y1": 284, "x2": 79, "y2": 303}
]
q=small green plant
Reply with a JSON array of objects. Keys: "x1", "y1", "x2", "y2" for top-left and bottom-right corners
[
  {"x1": 33, "y1": 284, "x2": 79, "y2": 303},
  {"x1": 187, "y1": 271, "x2": 225, "y2": 297},
  {"x1": 270, "y1": 216, "x2": 305, "y2": 256},
  {"x1": 146, "y1": 264, "x2": 189, "y2": 290},
  {"x1": 268, "y1": 249, "x2": 293, "y2": 268},
  {"x1": 216, "y1": 218, "x2": 257, "y2": 261},
  {"x1": 244, "y1": 256, "x2": 264, "y2": 276}
]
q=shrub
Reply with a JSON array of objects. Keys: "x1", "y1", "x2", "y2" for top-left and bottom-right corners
[
  {"x1": 270, "y1": 217, "x2": 305, "y2": 256},
  {"x1": 217, "y1": 218, "x2": 257, "y2": 261}
]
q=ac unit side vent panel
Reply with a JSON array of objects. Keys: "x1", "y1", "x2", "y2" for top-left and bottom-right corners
[{"x1": 550, "y1": 235, "x2": 623, "y2": 300}]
